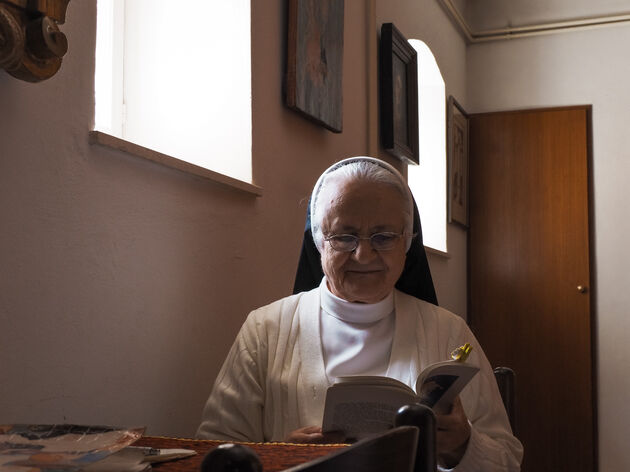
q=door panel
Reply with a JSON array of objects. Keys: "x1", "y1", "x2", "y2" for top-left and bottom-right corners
[{"x1": 468, "y1": 107, "x2": 594, "y2": 472}]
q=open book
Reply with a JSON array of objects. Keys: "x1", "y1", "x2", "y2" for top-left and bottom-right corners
[{"x1": 321, "y1": 355, "x2": 480, "y2": 441}]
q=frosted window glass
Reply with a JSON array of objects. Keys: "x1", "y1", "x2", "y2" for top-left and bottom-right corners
[
  {"x1": 407, "y1": 40, "x2": 447, "y2": 253},
  {"x1": 95, "y1": 0, "x2": 252, "y2": 183}
]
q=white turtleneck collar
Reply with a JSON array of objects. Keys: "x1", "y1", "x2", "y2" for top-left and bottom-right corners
[
  {"x1": 319, "y1": 277, "x2": 395, "y2": 379},
  {"x1": 320, "y1": 277, "x2": 394, "y2": 324}
]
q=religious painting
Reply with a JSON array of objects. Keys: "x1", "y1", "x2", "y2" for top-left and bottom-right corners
[
  {"x1": 379, "y1": 23, "x2": 419, "y2": 165},
  {"x1": 285, "y1": 0, "x2": 344, "y2": 133},
  {"x1": 447, "y1": 96, "x2": 469, "y2": 227}
]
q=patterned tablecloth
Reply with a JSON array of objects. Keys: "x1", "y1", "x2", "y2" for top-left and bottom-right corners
[{"x1": 134, "y1": 436, "x2": 347, "y2": 472}]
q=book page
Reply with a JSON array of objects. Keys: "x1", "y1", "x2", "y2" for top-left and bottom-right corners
[{"x1": 322, "y1": 384, "x2": 417, "y2": 441}]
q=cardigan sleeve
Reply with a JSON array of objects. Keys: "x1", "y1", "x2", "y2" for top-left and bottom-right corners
[
  {"x1": 443, "y1": 317, "x2": 523, "y2": 472},
  {"x1": 195, "y1": 313, "x2": 265, "y2": 442}
]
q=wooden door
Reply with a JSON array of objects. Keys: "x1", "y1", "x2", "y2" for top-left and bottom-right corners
[{"x1": 468, "y1": 107, "x2": 595, "y2": 472}]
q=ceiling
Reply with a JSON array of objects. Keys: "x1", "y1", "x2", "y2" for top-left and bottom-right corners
[{"x1": 443, "y1": 0, "x2": 630, "y2": 41}]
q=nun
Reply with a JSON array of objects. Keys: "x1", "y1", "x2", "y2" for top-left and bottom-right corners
[{"x1": 197, "y1": 157, "x2": 522, "y2": 471}]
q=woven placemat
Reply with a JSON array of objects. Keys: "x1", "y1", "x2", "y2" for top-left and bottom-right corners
[{"x1": 135, "y1": 436, "x2": 347, "y2": 472}]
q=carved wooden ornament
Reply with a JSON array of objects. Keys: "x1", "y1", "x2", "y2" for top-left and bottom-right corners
[{"x1": 0, "y1": 0, "x2": 70, "y2": 82}]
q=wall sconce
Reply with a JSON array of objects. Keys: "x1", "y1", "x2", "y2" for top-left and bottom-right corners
[{"x1": 0, "y1": 0, "x2": 70, "y2": 82}]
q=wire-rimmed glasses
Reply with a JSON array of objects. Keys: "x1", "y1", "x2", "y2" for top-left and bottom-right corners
[{"x1": 323, "y1": 232, "x2": 409, "y2": 252}]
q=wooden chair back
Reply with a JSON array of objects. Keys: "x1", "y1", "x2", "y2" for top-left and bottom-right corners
[
  {"x1": 283, "y1": 426, "x2": 418, "y2": 472},
  {"x1": 494, "y1": 366, "x2": 517, "y2": 434}
]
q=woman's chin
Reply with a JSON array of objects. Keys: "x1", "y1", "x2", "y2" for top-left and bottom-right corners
[{"x1": 342, "y1": 283, "x2": 389, "y2": 304}]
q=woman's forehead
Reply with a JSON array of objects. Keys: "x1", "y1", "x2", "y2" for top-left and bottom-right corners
[
  {"x1": 321, "y1": 177, "x2": 405, "y2": 204},
  {"x1": 320, "y1": 180, "x2": 407, "y2": 226}
]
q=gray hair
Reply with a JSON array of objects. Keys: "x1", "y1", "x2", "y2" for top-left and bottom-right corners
[{"x1": 310, "y1": 157, "x2": 414, "y2": 252}]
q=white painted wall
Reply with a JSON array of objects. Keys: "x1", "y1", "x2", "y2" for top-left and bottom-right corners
[
  {"x1": 464, "y1": 0, "x2": 630, "y2": 31},
  {"x1": 467, "y1": 24, "x2": 630, "y2": 470}
]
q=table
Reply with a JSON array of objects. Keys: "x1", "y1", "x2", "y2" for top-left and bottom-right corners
[{"x1": 134, "y1": 436, "x2": 347, "y2": 472}]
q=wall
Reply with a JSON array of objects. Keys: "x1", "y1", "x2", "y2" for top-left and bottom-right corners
[
  {"x1": 0, "y1": 0, "x2": 466, "y2": 437},
  {"x1": 463, "y1": 0, "x2": 628, "y2": 31},
  {"x1": 0, "y1": 0, "x2": 369, "y2": 436},
  {"x1": 467, "y1": 24, "x2": 630, "y2": 470},
  {"x1": 375, "y1": 0, "x2": 469, "y2": 317}
]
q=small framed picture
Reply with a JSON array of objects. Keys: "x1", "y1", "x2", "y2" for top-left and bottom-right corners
[
  {"x1": 379, "y1": 23, "x2": 419, "y2": 165},
  {"x1": 447, "y1": 96, "x2": 469, "y2": 227}
]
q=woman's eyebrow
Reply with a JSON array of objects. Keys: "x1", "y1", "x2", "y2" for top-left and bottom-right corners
[
  {"x1": 331, "y1": 224, "x2": 400, "y2": 234},
  {"x1": 370, "y1": 224, "x2": 399, "y2": 232},
  {"x1": 332, "y1": 225, "x2": 359, "y2": 233}
]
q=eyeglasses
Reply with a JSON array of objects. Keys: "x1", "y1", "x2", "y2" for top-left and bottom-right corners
[{"x1": 324, "y1": 232, "x2": 408, "y2": 252}]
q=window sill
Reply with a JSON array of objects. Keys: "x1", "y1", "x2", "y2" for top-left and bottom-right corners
[
  {"x1": 89, "y1": 131, "x2": 263, "y2": 197},
  {"x1": 425, "y1": 246, "x2": 450, "y2": 258}
]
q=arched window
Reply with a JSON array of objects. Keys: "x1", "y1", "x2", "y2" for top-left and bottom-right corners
[{"x1": 407, "y1": 40, "x2": 447, "y2": 253}]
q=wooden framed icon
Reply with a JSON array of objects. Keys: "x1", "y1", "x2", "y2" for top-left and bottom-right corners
[
  {"x1": 379, "y1": 23, "x2": 419, "y2": 165},
  {"x1": 447, "y1": 96, "x2": 469, "y2": 227},
  {"x1": 285, "y1": 0, "x2": 344, "y2": 133}
]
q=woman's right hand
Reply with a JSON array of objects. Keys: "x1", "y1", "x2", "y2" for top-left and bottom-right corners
[{"x1": 284, "y1": 426, "x2": 345, "y2": 444}]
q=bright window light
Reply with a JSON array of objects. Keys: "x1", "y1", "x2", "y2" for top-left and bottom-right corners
[
  {"x1": 407, "y1": 39, "x2": 447, "y2": 253},
  {"x1": 95, "y1": 0, "x2": 252, "y2": 183}
]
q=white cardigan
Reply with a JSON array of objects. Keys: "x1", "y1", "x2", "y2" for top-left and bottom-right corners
[{"x1": 196, "y1": 287, "x2": 523, "y2": 471}]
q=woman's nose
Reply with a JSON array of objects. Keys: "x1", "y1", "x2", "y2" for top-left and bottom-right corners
[{"x1": 352, "y1": 239, "x2": 378, "y2": 262}]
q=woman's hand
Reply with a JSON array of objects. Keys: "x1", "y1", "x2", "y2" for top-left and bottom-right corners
[
  {"x1": 436, "y1": 396, "x2": 471, "y2": 468},
  {"x1": 284, "y1": 426, "x2": 345, "y2": 444}
]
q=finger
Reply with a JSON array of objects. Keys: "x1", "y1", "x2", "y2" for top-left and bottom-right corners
[
  {"x1": 290, "y1": 432, "x2": 326, "y2": 443},
  {"x1": 436, "y1": 397, "x2": 466, "y2": 429},
  {"x1": 285, "y1": 426, "x2": 325, "y2": 443},
  {"x1": 436, "y1": 425, "x2": 470, "y2": 455},
  {"x1": 436, "y1": 412, "x2": 458, "y2": 431},
  {"x1": 298, "y1": 426, "x2": 323, "y2": 434}
]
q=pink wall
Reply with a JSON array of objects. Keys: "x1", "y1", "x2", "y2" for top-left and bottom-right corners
[
  {"x1": 0, "y1": 0, "x2": 466, "y2": 436},
  {"x1": 375, "y1": 0, "x2": 469, "y2": 317}
]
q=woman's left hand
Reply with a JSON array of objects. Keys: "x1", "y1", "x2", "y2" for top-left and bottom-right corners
[{"x1": 435, "y1": 396, "x2": 471, "y2": 468}]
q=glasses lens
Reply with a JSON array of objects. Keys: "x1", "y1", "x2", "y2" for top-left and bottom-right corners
[
  {"x1": 328, "y1": 235, "x2": 358, "y2": 252},
  {"x1": 326, "y1": 233, "x2": 402, "y2": 252},
  {"x1": 370, "y1": 232, "x2": 399, "y2": 250}
]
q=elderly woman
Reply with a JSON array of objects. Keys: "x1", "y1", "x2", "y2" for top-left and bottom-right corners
[{"x1": 197, "y1": 157, "x2": 523, "y2": 471}]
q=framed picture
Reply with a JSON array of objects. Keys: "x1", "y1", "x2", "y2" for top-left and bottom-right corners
[
  {"x1": 285, "y1": 0, "x2": 344, "y2": 133},
  {"x1": 447, "y1": 96, "x2": 469, "y2": 227},
  {"x1": 379, "y1": 23, "x2": 419, "y2": 165}
]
